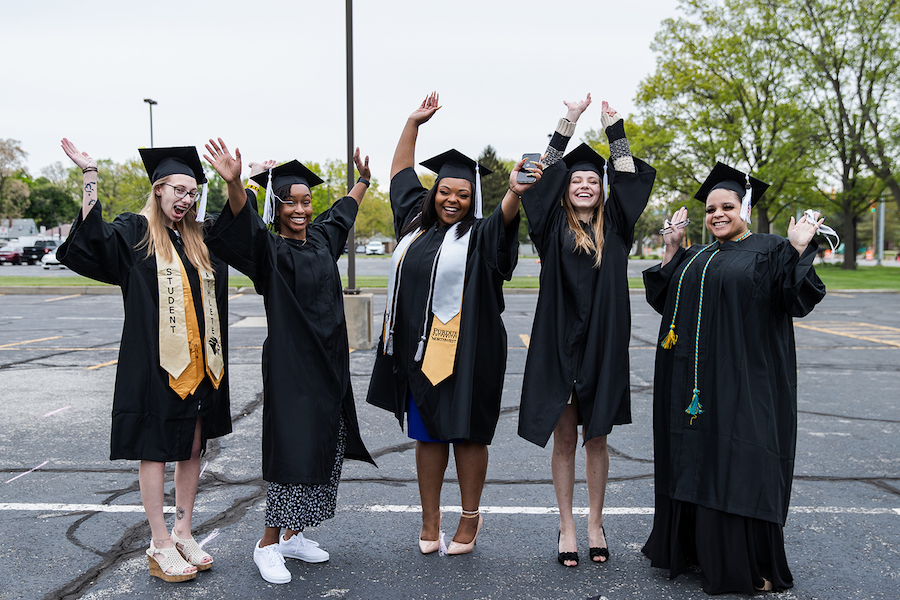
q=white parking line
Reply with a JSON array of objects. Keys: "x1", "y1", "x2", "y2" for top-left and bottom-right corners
[{"x1": 2, "y1": 503, "x2": 896, "y2": 516}]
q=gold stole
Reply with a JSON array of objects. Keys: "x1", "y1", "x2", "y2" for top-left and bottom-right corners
[
  {"x1": 157, "y1": 244, "x2": 224, "y2": 399},
  {"x1": 420, "y1": 311, "x2": 463, "y2": 385}
]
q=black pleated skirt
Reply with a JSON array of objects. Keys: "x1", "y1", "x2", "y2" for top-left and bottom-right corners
[{"x1": 642, "y1": 494, "x2": 794, "y2": 595}]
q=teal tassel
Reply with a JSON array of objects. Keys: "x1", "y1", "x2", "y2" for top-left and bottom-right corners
[{"x1": 685, "y1": 388, "x2": 704, "y2": 416}]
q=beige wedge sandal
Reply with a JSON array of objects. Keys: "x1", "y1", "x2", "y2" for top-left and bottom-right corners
[
  {"x1": 172, "y1": 530, "x2": 213, "y2": 571},
  {"x1": 147, "y1": 539, "x2": 197, "y2": 582}
]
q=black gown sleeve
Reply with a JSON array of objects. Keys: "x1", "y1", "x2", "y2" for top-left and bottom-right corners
[
  {"x1": 204, "y1": 191, "x2": 275, "y2": 286},
  {"x1": 56, "y1": 203, "x2": 142, "y2": 286},
  {"x1": 312, "y1": 196, "x2": 359, "y2": 260},
  {"x1": 774, "y1": 239, "x2": 827, "y2": 317},
  {"x1": 604, "y1": 158, "x2": 656, "y2": 247},
  {"x1": 520, "y1": 159, "x2": 567, "y2": 254},
  {"x1": 389, "y1": 167, "x2": 428, "y2": 236},
  {"x1": 476, "y1": 203, "x2": 521, "y2": 279}
]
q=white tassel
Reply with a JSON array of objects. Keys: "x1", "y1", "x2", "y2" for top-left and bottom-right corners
[
  {"x1": 740, "y1": 180, "x2": 752, "y2": 224},
  {"x1": 194, "y1": 182, "x2": 209, "y2": 222},
  {"x1": 262, "y1": 168, "x2": 275, "y2": 225},
  {"x1": 474, "y1": 163, "x2": 483, "y2": 218},
  {"x1": 414, "y1": 336, "x2": 426, "y2": 362},
  {"x1": 804, "y1": 209, "x2": 841, "y2": 252},
  {"x1": 602, "y1": 163, "x2": 610, "y2": 204}
]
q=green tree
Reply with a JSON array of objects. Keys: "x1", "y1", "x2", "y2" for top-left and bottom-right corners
[
  {"x1": 760, "y1": 0, "x2": 900, "y2": 268},
  {"x1": 632, "y1": 0, "x2": 822, "y2": 245},
  {"x1": 0, "y1": 139, "x2": 30, "y2": 218}
]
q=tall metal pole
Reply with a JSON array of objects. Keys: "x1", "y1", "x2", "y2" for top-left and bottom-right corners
[
  {"x1": 876, "y1": 197, "x2": 885, "y2": 265},
  {"x1": 345, "y1": 0, "x2": 358, "y2": 293},
  {"x1": 143, "y1": 98, "x2": 158, "y2": 148}
]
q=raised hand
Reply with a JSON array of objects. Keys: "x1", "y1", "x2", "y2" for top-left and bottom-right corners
[
  {"x1": 354, "y1": 147, "x2": 371, "y2": 181},
  {"x1": 564, "y1": 93, "x2": 592, "y2": 123},
  {"x1": 600, "y1": 100, "x2": 622, "y2": 129},
  {"x1": 203, "y1": 138, "x2": 242, "y2": 183},
  {"x1": 663, "y1": 206, "x2": 688, "y2": 248},
  {"x1": 60, "y1": 138, "x2": 96, "y2": 171},
  {"x1": 409, "y1": 92, "x2": 441, "y2": 126},
  {"x1": 788, "y1": 210, "x2": 824, "y2": 253},
  {"x1": 509, "y1": 156, "x2": 544, "y2": 196},
  {"x1": 248, "y1": 160, "x2": 277, "y2": 178}
]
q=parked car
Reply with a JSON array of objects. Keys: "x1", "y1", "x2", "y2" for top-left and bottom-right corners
[
  {"x1": 355, "y1": 244, "x2": 366, "y2": 254},
  {"x1": 22, "y1": 239, "x2": 59, "y2": 265},
  {"x1": 41, "y1": 249, "x2": 65, "y2": 270},
  {"x1": 0, "y1": 244, "x2": 24, "y2": 265},
  {"x1": 365, "y1": 241, "x2": 385, "y2": 255}
]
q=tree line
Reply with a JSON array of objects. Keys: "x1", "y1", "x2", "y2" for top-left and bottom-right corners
[{"x1": 3, "y1": 1, "x2": 900, "y2": 268}]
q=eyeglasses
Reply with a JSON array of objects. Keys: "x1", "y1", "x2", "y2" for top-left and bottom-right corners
[{"x1": 164, "y1": 183, "x2": 201, "y2": 201}]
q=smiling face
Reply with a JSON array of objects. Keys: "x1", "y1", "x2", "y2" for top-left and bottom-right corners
[
  {"x1": 277, "y1": 183, "x2": 314, "y2": 239},
  {"x1": 434, "y1": 177, "x2": 472, "y2": 226},
  {"x1": 705, "y1": 188, "x2": 748, "y2": 241},
  {"x1": 155, "y1": 174, "x2": 198, "y2": 228},
  {"x1": 566, "y1": 170, "x2": 603, "y2": 221}
]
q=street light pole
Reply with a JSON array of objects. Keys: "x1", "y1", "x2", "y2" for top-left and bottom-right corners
[
  {"x1": 143, "y1": 98, "x2": 157, "y2": 148},
  {"x1": 344, "y1": 0, "x2": 358, "y2": 294}
]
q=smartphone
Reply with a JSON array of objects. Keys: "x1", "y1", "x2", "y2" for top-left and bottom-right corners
[{"x1": 517, "y1": 153, "x2": 541, "y2": 184}]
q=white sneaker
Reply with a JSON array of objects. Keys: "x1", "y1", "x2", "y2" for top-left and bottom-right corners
[
  {"x1": 253, "y1": 540, "x2": 291, "y2": 584},
  {"x1": 279, "y1": 532, "x2": 330, "y2": 563}
]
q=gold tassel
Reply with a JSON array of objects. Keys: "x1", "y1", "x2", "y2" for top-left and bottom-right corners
[{"x1": 660, "y1": 325, "x2": 678, "y2": 349}]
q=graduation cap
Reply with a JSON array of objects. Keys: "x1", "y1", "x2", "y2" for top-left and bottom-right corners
[
  {"x1": 139, "y1": 146, "x2": 210, "y2": 222},
  {"x1": 250, "y1": 160, "x2": 324, "y2": 225},
  {"x1": 694, "y1": 162, "x2": 770, "y2": 224},
  {"x1": 563, "y1": 143, "x2": 609, "y2": 203},
  {"x1": 420, "y1": 149, "x2": 492, "y2": 218}
]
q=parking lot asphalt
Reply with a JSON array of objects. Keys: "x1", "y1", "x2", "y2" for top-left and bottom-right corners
[{"x1": 0, "y1": 285, "x2": 898, "y2": 600}]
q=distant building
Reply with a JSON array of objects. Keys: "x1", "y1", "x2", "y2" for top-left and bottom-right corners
[{"x1": 0, "y1": 218, "x2": 39, "y2": 241}]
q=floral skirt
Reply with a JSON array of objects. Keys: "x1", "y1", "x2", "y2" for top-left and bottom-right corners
[{"x1": 264, "y1": 417, "x2": 347, "y2": 531}]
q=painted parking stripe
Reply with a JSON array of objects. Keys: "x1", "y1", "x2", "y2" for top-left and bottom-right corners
[
  {"x1": 86, "y1": 359, "x2": 118, "y2": 370},
  {"x1": 795, "y1": 321, "x2": 900, "y2": 348},
  {"x1": 44, "y1": 294, "x2": 83, "y2": 303},
  {"x1": 0, "y1": 336, "x2": 63, "y2": 349},
  {"x1": 1, "y1": 503, "x2": 898, "y2": 517}
]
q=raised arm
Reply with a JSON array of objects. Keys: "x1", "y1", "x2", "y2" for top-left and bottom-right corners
[
  {"x1": 390, "y1": 92, "x2": 441, "y2": 180},
  {"x1": 203, "y1": 138, "x2": 245, "y2": 216},
  {"x1": 348, "y1": 147, "x2": 371, "y2": 206},
  {"x1": 61, "y1": 138, "x2": 99, "y2": 220},
  {"x1": 601, "y1": 101, "x2": 635, "y2": 173},
  {"x1": 543, "y1": 94, "x2": 592, "y2": 168},
  {"x1": 504, "y1": 157, "x2": 544, "y2": 225}
]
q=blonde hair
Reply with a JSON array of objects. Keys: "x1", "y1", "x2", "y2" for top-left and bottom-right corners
[
  {"x1": 137, "y1": 175, "x2": 213, "y2": 272},
  {"x1": 562, "y1": 186, "x2": 606, "y2": 269}
]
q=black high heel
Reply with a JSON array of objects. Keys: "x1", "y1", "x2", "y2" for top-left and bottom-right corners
[
  {"x1": 557, "y1": 530, "x2": 578, "y2": 567},
  {"x1": 589, "y1": 525, "x2": 609, "y2": 563}
]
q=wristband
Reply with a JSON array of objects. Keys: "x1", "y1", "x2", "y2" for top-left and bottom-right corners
[
  {"x1": 357, "y1": 177, "x2": 370, "y2": 187},
  {"x1": 246, "y1": 180, "x2": 261, "y2": 190},
  {"x1": 82, "y1": 166, "x2": 98, "y2": 174}
]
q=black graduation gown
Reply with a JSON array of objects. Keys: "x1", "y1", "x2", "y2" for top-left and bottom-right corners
[
  {"x1": 517, "y1": 158, "x2": 656, "y2": 447},
  {"x1": 205, "y1": 196, "x2": 374, "y2": 485},
  {"x1": 57, "y1": 203, "x2": 231, "y2": 462},
  {"x1": 642, "y1": 234, "x2": 826, "y2": 525},
  {"x1": 366, "y1": 168, "x2": 519, "y2": 444}
]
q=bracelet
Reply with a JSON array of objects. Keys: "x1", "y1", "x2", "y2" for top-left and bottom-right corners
[
  {"x1": 357, "y1": 177, "x2": 370, "y2": 187},
  {"x1": 508, "y1": 187, "x2": 522, "y2": 199},
  {"x1": 82, "y1": 166, "x2": 98, "y2": 174},
  {"x1": 246, "y1": 181, "x2": 261, "y2": 190}
]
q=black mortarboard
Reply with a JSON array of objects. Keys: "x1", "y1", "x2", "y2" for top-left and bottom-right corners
[
  {"x1": 250, "y1": 160, "x2": 324, "y2": 191},
  {"x1": 420, "y1": 149, "x2": 492, "y2": 185},
  {"x1": 563, "y1": 143, "x2": 607, "y2": 176},
  {"x1": 694, "y1": 162, "x2": 769, "y2": 206},
  {"x1": 139, "y1": 146, "x2": 207, "y2": 184}
]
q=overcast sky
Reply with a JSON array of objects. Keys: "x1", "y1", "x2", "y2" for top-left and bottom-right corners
[{"x1": 4, "y1": 0, "x2": 682, "y2": 186}]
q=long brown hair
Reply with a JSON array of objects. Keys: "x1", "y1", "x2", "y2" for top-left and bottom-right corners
[
  {"x1": 137, "y1": 175, "x2": 212, "y2": 272},
  {"x1": 562, "y1": 185, "x2": 606, "y2": 269}
]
